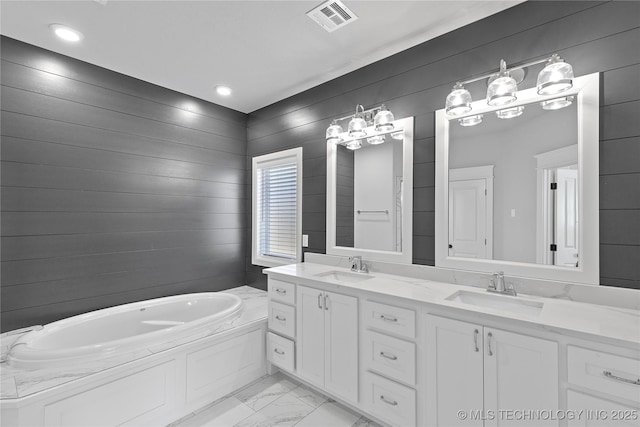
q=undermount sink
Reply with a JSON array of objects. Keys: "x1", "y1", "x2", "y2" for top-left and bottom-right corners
[
  {"x1": 446, "y1": 290, "x2": 544, "y2": 317},
  {"x1": 314, "y1": 270, "x2": 374, "y2": 284}
]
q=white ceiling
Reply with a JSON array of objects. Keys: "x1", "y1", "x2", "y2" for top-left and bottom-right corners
[{"x1": 0, "y1": 0, "x2": 523, "y2": 113}]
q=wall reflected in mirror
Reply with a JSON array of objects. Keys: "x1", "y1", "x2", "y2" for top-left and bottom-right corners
[
  {"x1": 448, "y1": 100, "x2": 578, "y2": 267},
  {"x1": 335, "y1": 136, "x2": 404, "y2": 252}
]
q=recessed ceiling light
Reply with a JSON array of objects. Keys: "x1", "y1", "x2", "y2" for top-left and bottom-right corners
[
  {"x1": 49, "y1": 24, "x2": 84, "y2": 42},
  {"x1": 215, "y1": 85, "x2": 232, "y2": 96}
]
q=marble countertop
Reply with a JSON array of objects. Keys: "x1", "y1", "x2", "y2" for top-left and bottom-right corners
[
  {"x1": 265, "y1": 262, "x2": 640, "y2": 349},
  {"x1": 0, "y1": 286, "x2": 268, "y2": 400}
]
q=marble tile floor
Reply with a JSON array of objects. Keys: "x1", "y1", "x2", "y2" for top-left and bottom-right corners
[{"x1": 168, "y1": 372, "x2": 382, "y2": 427}]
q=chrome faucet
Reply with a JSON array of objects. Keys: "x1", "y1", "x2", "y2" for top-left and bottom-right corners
[
  {"x1": 349, "y1": 256, "x2": 368, "y2": 273},
  {"x1": 487, "y1": 271, "x2": 517, "y2": 296}
]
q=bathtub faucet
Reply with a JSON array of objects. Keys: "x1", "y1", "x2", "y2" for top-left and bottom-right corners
[{"x1": 5, "y1": 325, "x2": 43, "y2": 336}]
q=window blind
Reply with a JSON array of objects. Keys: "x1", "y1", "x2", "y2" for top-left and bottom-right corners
[{"x1": 256, "y1": 162, "x2": 298, "y2": 260}]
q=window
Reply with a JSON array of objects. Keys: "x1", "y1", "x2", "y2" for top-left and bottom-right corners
[{"x1": 252, "y1": 147, "x2": 303, "y2": 267}]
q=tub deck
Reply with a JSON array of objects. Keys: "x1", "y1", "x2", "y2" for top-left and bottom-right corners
[{"x1": 0, "y1": 286, "x2": 267, "y2": 400}]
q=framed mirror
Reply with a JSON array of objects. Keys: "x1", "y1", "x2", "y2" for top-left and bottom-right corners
[
  {"x1": 435, "y1": 73, "x2": 599, "y2": 284},
  {"x1": 327, "y1": 117, "x2": 414, "y2": 264}
]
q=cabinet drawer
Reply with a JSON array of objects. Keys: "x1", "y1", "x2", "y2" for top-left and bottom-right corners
[
  {"x1": 568, "y1": 390, "x2": 640, "y2": 426},
  {"x1": 363, "y1": 330, "x2": 416, "y2": 386},
  {"x1": 362, "y1": 300, "x2": 415, "y2": 339},
  {"x1": 269, "y1": 301, "x2": 295, "y2": 339},
  {"x1": 568, "y1": 346, "x2": 640, "y2": 404},
  {"x1": 268, "y1": 279, "x2": 295, "y2": 305},
  {"x1": 267, "y1": 332, "x2": 295, "y2": 372},
  {"x1": 362, "y1": 371, "x2": 416, "y2": 427}
]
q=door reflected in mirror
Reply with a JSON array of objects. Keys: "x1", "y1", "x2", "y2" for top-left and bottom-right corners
[
  {"x1": 448, "y1": 101, "x2": 578, "y2": 267},
  {"x1": 336, "y1": 138, "x2": 404, "y2": 251}
]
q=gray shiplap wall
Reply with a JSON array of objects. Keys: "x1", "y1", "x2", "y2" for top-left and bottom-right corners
[
  {"x1": 1, "y1": 37, "x2": 248, "y2": 332},
  {"x1": 246, "y1": 1, "x2": 640, "y2": 290}
]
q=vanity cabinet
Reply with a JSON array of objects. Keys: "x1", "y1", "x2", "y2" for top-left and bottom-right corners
[
  {"x1": 426, "y1": 315, "x2": 559, "y2": 426},
  {"x1": 266, "y1": 278, "x2": 297, "y2": 373},
  {"x1": 360, "y1": 299, "x2": 419, "y2": 427},
  {"x1": 566, "y1": 345, "x2": 640, "y2": 426},
  {"x1": 296, "y1": 285, "x2": 358, "y2": 403}
]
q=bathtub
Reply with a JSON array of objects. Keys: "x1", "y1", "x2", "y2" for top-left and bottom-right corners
[
  {"x1": 7, "y1": 292, "x2": 244, "y2": 370},
  {"x1": 1, "y1": 286, "x2": 268, "y2": 427}
]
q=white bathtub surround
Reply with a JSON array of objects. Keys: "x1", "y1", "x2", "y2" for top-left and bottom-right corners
[
  {"x1": 0, "y1": 286, "x2": 269, "y2": 427},
  {"x1": 0, "y1": 286, "x2": 266, "y2": 400},
  {"x1": 170, "y1": 372, "x2": 381, "y2": 427},
  {"x1": 305, "y1": 253, "x2": 640, "y2": 311}
]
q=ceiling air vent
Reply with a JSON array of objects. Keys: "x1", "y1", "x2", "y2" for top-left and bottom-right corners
[{"x1": 307, "y1": 0, "x2": 358, "y2": 33}]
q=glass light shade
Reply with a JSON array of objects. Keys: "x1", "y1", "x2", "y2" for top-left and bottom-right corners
[
  {"x1": 367, "y1": 135, "x2": 385, "y2": 145},
  {"x1": 458, "y1": 115, "x2": 483, "y2": 127},
  {"x1": 445, "y1": 83, "x2": 472, "y2": 116},
  {"x1": 540, "y1": 96, "x2": 574, "y2": 110},
  {"x1": 486, "y1": 74, "x2": 518, "y2": 106},
  {"x1": 496, "y1": 106, "x2": 524, "y2": 119},
  {"x1": 537, "y1": 55, "x2": 573, "y2": 95},
  {"x1": 348, "y1": 116, "x2": 367, "y2": 138},
  {"x1": 390, "y1": 130, "x2": 404, "y2": 140},
  {"x1": 345, "y1": 139, "x2": 362, "y2": 150},
  {"x1": 374, "y1": 106, "x2": 395, "y2": 131},
  {"x1": 326, "y1": 121, "x2": 343, "y2": 143}
]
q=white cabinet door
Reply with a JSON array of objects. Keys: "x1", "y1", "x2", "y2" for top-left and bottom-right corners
[
  {"x1": 426, "y1": 315, "x2": 484, "y2": 427},
  {"x1": 324, "y1": 291, "x2": 358, "y2": 403},
  {"x1": 484, "y1": 327, "x2": 559, "y2": 427},
  {"x1": 567, "y1": 390, "x2": 640, "y2": 427},
  {"x1": 296, "y1": 285, "x2": 326, "y2": 389},
  {"x1": 296, "y1": 285, "x2": 358, "y2": 403}
]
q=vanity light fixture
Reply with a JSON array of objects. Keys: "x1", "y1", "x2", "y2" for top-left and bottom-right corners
[
  {"x1": 49, "y1": 24, "x2": 83, "y2": 42},
  {"x1": 444, "y1": 54, "x2": 575, "y2": 124},
  {"x1": 445, "y1": 82, "x2": 473, "y2": 115},
  {"x1": 326, "y1": 120, "x2": 344, "y2": 144},
  {"x1": 373, "y1": 105, "x2": 395, "y2": 131},
  {"x1": 345, "y1": 139, "x2": 362, "y2": 150},
  {"x1": 325, "y1": 103, "x2": 397, "y2": 149},
  {"x1": 537, "y1": 54, "x2": 574, "y2": 95},
  {"x1": 458, "y1": 114, "x2": 483, "y2": 126},
  {"x1": 496, "y1": 105, "x2": 524, "y2": 119},
  {"x1": 540, "y1": 95, "x2": 574, "y2": 111},
  {"x1": 486, "y1": 60, "x2": 518, "y2": 106},
  {"x1": 347, "y1": 105, "x2": 368, "y2": 138},
  {"x1": 367, "y1": 135, "x2": 385, "y2": 145},
  {"x1": 390, "y1": 130, "x2": 404, "y2": 140}
]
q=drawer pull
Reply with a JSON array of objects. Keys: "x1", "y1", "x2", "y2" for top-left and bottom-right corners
[
  {"x1": 603, "y1": 370, "x2": 640, "y2": 386},
  {"x1": 473, "y1": 329, "x2": 480, "y2": 352},
  {"x1": 380, "y1": 395, "x2": 398, "y2": 406},
  {"x1": 273, "y1": 348, "x2": 285, "y2": 355},
  {"x1": 380, "y1": 351, "x2": 398, "y2": 361},
  {"x1": 380, "y1": 314, "x2": 398, "y2": 323},
  {"x1": 487, "y1": 332, "x2": 493, "y2": 356},
  {"x1": 274, "y1": 315, "x2": 286, "y2": 322},
  {"x1": 275, "y1": 288, "x2": 287, "y2": 294}
]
